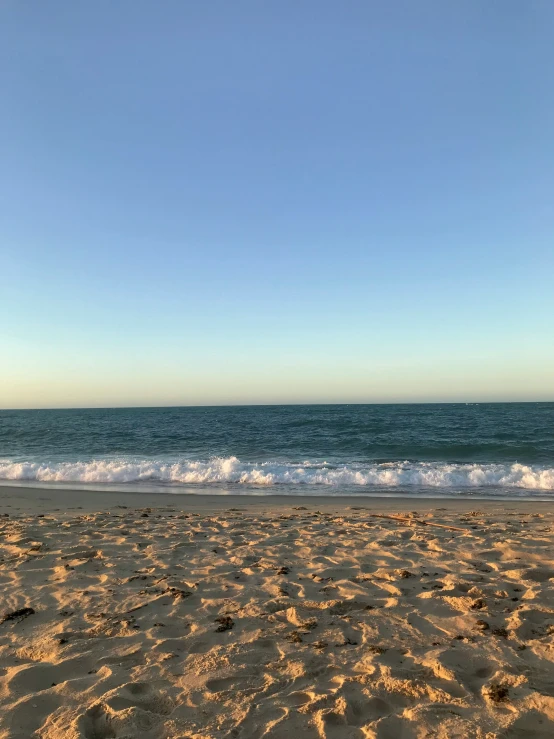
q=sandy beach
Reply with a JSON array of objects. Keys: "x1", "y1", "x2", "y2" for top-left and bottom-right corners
[{"x1": 1, "y1": 486, "x2": 554, "y2": 738}]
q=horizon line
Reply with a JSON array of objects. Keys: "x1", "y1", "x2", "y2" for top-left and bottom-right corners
[{"x1": 1, "y1": 399, "x2": 553, "y2": 412}]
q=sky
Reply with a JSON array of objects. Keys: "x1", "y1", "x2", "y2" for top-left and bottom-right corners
[{"x1": 1, "y1": 0, "x2": 553, "y2": 408}]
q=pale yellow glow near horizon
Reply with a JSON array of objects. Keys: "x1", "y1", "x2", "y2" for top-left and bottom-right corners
[{"x1": 2, "y1": 358, "x2": 552, "y2": 409}]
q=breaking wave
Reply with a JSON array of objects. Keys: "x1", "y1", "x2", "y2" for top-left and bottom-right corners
[{"x1": 0, "y1": 457, "x2": 553, "y2": 491}]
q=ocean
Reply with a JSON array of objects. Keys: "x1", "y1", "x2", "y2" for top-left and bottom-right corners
[{"x1": 0, "y1": 403, "x2": 553, "y2": 498}]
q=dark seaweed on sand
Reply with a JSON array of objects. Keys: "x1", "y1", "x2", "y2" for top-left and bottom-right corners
[
  {"x1": 2, "y1": 607, "x2": 35, "y2": 623},
  {"x1": 215, "y1": 616, "x2": 234, "y2": 632}
]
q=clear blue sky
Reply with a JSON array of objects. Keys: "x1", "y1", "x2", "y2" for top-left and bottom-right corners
[{"x1": 2, "y1": 1, "x2": 553, "y2": 408}]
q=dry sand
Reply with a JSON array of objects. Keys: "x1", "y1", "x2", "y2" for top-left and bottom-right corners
[{"x1": 1, "y1": 486, "x2": 554, "y2": 738}]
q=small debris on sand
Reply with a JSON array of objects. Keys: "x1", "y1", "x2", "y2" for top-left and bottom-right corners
[
  {"x1": 486, "y1": 683, "x2": 510, "y2": 703},
  {"x1": 286, "y1": 630, "x2": 303, "y2": 643},
  {"x1": 1, "y1": 607, "x2": 35, "y2": 624},
  {"x1": 475, "y1": 620, "x2": 490, "y2": 631},
  {"x1": 214, "y1": 616, "x2": 234, "y2": 632}
]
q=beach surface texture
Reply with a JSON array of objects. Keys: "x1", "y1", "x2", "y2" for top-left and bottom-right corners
[{"x1": 1, "y1": 487, "x2": 554, "y2": 738}]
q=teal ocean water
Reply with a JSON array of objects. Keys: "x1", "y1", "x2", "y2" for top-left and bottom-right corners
[{"x1": 0, "y1": 404, "x2": 553, "y2": 497}]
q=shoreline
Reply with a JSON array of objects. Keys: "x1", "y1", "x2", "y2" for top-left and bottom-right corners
[{"x1": 2, "y1": 483, "x2": 554, "y2": 515}]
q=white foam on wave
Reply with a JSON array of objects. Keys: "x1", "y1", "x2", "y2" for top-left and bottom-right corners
[{"x1": 0, "y1": 457, "x2": 553, "y2": 490}]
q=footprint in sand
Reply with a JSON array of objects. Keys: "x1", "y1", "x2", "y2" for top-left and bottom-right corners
[
  {"x1": 502, "y1": 710, "x2": 554, "y2": 738},
  {"x1": 77, "y1": 703, "x2": 115, "y2": 739},
  {"x1": 522, "y1": 567, "x2": 554, "y2": 583},
  {"x1": 8, "y1": 657, "x2": 93, "y2": 694},
  {"x1": 6, "y1": 693, "x2": 63, "y2": 737},
  {"x1": 510, "y1": 608, "x2": 554, "y2": 640},
  {"x1": 103, "y1": 681, "x2": 174, "y2": 715}
]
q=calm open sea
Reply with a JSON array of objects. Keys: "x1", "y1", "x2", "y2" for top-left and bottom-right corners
[{"x1": 0, "y1": 403, "x2": 553, "y2": 498}]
